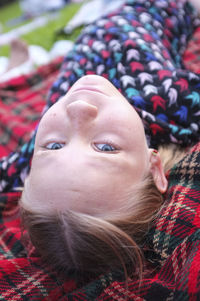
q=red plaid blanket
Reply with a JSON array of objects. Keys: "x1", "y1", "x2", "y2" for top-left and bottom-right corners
[
  {"x1": 0, "y1": 29, "x2": 200, "y2": 300},
  {"x1": 0, "y1": 56, "x2": 63, "y2": 157}
]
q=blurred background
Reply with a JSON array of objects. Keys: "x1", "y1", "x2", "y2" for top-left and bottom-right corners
[
  {"x1": 0, "y1": 0, "x2": 124, "y2": 78},
  {"x1": 0, "y1": 0, "x2": 83, "y2": 57}
]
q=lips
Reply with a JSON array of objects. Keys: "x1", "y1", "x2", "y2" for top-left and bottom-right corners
[{"x1": 71, "y1": 86, "x2": 108, "y2": 96}]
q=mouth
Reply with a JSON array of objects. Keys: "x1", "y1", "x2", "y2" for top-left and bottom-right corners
[{"x1": 71, "y1": 86, "x2": 109, "y2": 96}]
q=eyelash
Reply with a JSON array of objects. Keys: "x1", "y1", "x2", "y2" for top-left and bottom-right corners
[
  {"x1": 94, "y1": 141, "x2": 119, "y2": 153},
  {"x1": 45, "y1": 142, "x2": 65, "y2": 150},
  {"x1": 45, "y1": 141, "x2": 119, "y2": 152}
]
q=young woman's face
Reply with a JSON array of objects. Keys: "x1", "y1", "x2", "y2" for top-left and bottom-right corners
[{"x1": 24, "y1": 75, "x2": 152, "y2": 215}]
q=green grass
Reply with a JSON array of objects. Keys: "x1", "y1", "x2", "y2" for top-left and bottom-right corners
[
  {"x1": 0, "y1": 1, "x2": 82, "y2": 57},
  {"x1": 0, "y1": 1, "x2": 22, "y2": 32}
]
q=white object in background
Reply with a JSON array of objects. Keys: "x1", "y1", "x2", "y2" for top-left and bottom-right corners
[
  {"x1": 29, "y1": 45, "x2": 50, "y2": 66},
  {"x1": 64, "y1": 0, "x2": 125, "y2": 33},
  {"x1": 0, "y1": 40, "x2": 74, "y2": 82},
  {"x1": 49, "y1": 40, "x2": 74, "y2": 60},
  {"x1": 0, "y1": 57, "x2": 9, "y2": 75},
  {"x1": 28, "y1": 40, "x2": 74, "y2": 65},
  {"x1": 20, "y1": 0, "x2": 66, "y2": 16},
  {"x1": 0, "y1": 59, "x2": 33, "y2": 82}
]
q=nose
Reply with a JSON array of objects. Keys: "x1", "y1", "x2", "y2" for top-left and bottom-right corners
[{"x1": 66, "y1": 100, "x2": 98, "y2": 128}]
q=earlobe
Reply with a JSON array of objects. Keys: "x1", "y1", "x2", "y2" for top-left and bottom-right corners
[{"x1": 149, "y1": 149, "x2": 168, "y2": 194}]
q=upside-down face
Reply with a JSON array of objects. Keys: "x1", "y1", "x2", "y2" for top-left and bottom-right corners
[{"x1": 22, "y1": 75, "x2": 167, "y2": 215}]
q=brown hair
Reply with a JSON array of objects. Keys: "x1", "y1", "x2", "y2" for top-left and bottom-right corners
[
  {"x1": 20, "y1": 144, "x2": 187, "y2": 281},
  {"x1": 20, "y1": 173, "x2": 163, "y2": 281},
  {"x1": 158, "y1": 143, "x2": 187, "y2": 173}
]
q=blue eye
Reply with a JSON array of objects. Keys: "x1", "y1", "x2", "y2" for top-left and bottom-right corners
[
  {"x1": 95, "y1": 143, "x2": 116, "y2": 152},
  {"x1": 46, "y1": 142, "x2": 65, "y2": 150}
]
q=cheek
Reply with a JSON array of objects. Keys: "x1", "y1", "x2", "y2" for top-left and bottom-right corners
[
  {"x1": 26, "y1": 171, "x2": 68, "y2": 213},
  {"x1": 94, "y1": 163, "x2": 142, "y2": 200},
  {"x1": 37, "y1": 101, "x2": 65, "y2": 130}
]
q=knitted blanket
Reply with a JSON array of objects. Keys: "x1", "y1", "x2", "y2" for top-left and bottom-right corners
[{"x1": 0, "y1": 29, "x2": 200, "y2": 300}]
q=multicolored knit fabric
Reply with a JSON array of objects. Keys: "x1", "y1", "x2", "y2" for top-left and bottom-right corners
[
  {"x1": 1, "y1": 0, "x2": 200, "y2": 192},
  {"x1": 49, "y1": 0, "x2": 200, "y2": 148}
]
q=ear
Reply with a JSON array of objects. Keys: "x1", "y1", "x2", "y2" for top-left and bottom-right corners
[{"x1": 149, "y1": 149, "x2": 168, "y2": 193}]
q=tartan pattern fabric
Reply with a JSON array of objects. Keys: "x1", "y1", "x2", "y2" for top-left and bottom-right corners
[
  {"x1": 0, "y1": 56, "x2": 63, "y2": 157},
  {"x1": 183, "y1": 26, "x2": 200, "y2": 73},
  {"x1": 0, "y1": 190, "x2": 76, "y2": 300}
]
